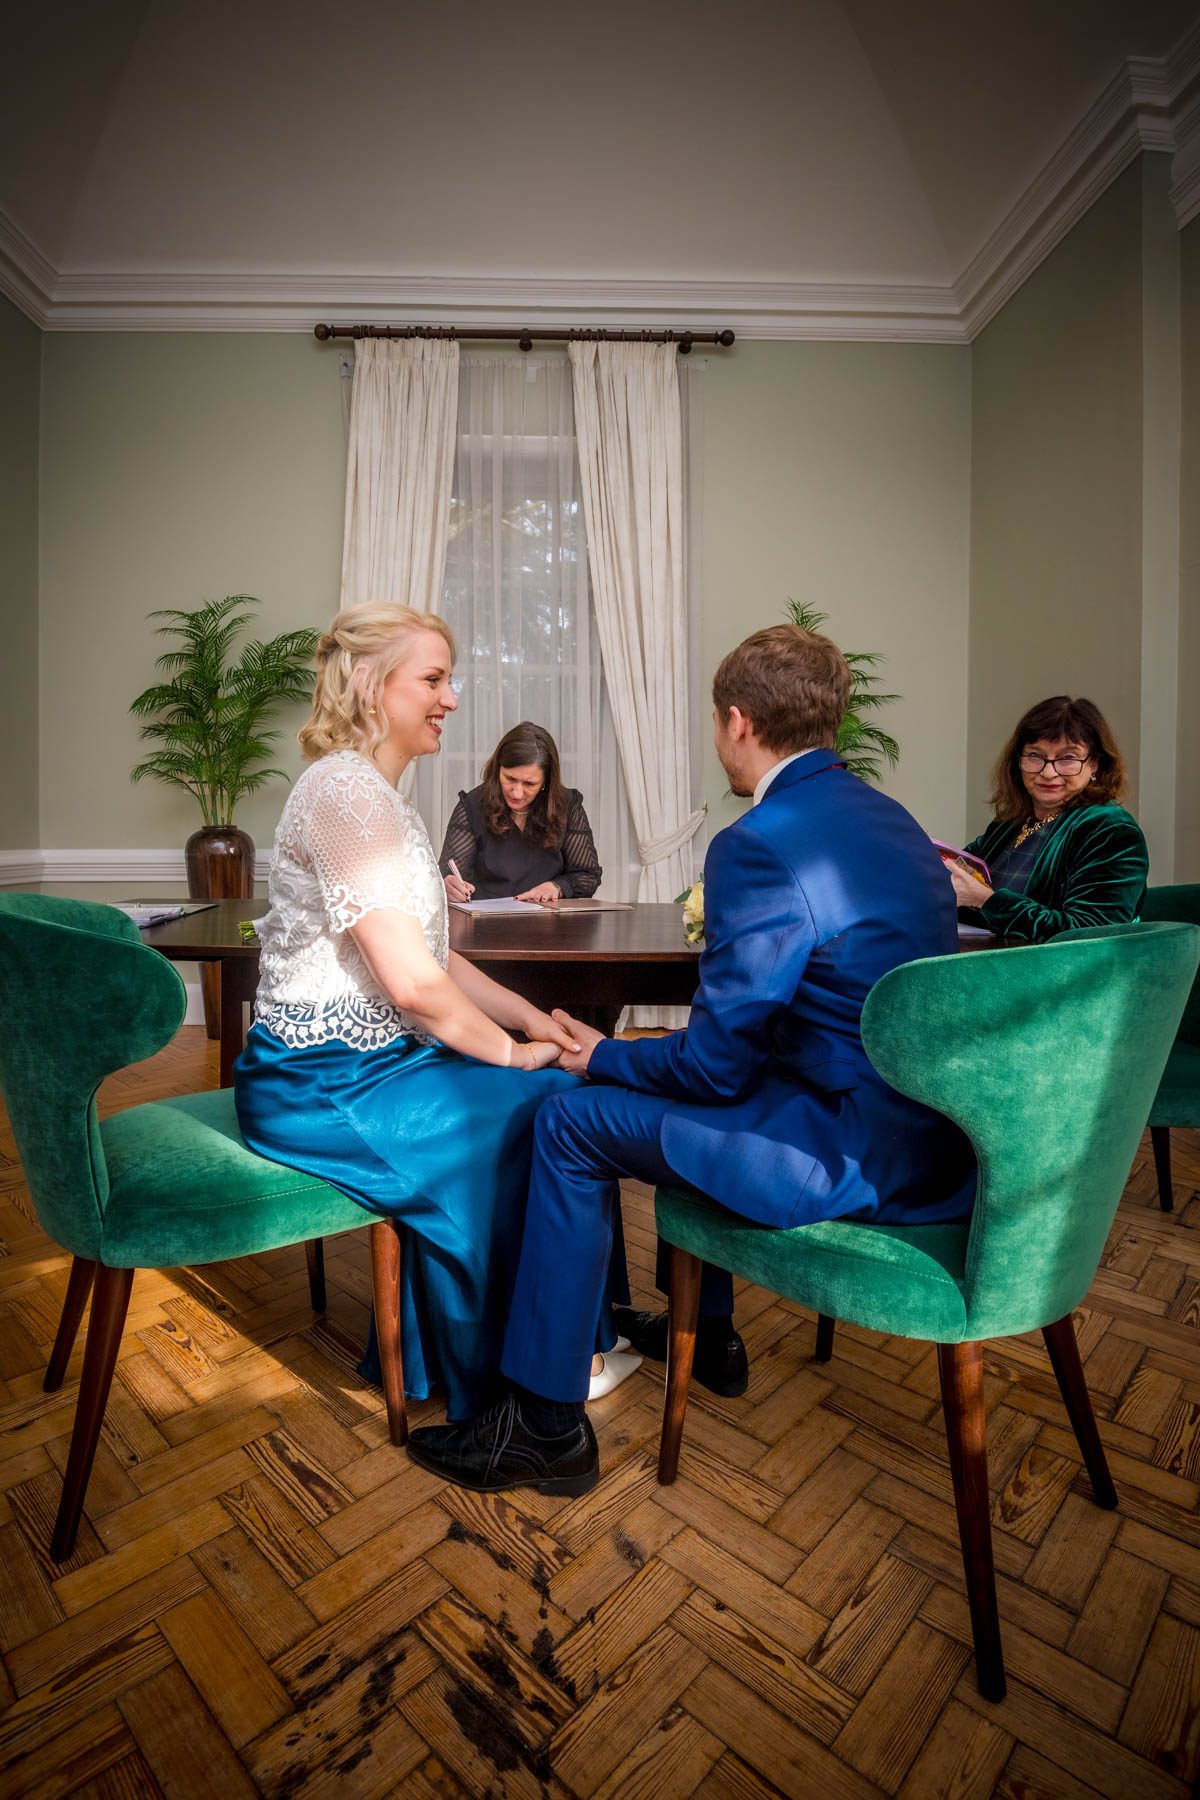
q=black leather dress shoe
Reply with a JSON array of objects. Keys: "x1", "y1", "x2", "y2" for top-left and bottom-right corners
[
  {"x1": 612, "y1": 1307, "x2": 749, "y2": 1398},
  {"x1": 406, "y1": 1394, "x2": 599, "y2": 1495}
]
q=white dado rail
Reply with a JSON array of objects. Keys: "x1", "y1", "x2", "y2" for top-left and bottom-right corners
[{"x1": 0, "y1": 849, "x2": 274, "y2": 885}]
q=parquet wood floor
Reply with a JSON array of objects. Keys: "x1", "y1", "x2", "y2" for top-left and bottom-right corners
[{"x1": 1, "y1": 1030, "x2": 1199, "y2": 1798}]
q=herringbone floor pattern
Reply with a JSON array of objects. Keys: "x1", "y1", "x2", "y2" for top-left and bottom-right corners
[{"x1": 1, "y1": 1030, "x2": 1199, "y2": 1798}]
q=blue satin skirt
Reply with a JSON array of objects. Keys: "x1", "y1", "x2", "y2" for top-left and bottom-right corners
[{"x1": 234, "y1": 1024, "x2": 577, "y2": 1419}]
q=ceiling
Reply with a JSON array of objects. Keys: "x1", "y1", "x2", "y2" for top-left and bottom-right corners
[{"x1": 2, "y1": 0, "x2": 1198, "y2": 339}]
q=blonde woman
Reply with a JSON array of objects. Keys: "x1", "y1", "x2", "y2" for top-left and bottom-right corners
[{"x1": 234, "y1": 604, "x2": 578, "y2": 1418}]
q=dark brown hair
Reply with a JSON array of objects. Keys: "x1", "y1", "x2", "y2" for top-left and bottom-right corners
[
  {"x1": 989, "y1": 695, "x2": 1127, "y2": 821},
  {"x1": 481, "y1": 722, "x2": 568, "y2": 847},
  {"x1": 712, "y1": 624, "x2": 851, "y2": 753}
]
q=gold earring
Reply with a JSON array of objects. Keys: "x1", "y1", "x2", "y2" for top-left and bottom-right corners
[{"x1": 368, "y1": 706, "x2": 377, "y2": 716}]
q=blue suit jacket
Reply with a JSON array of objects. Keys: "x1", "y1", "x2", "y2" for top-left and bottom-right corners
[{"x1": 588, "y1": 750, "x2": 976, "y2": 1230}]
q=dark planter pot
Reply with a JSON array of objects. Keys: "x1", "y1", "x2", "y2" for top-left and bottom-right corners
[{"x1": 185, "y1": 825, "x2": 255, "y2": 1040}]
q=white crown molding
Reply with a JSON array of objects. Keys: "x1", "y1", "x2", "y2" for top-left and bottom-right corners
[
  {"x1": 0, "y1": 849, "x2": 273, "y2": 887},
  {"x1": 956, "y1": 22, "x2": 1200, "y2": 337},
  {"x1": 0, "y1": 213, "x2": 54, "y2": 327},
  {"x1": 33, "y1": 271, "x2": 968, "y2": 343},
  {"x1": 2, "y1": 23, "x2": 1199, "y2": 343}
]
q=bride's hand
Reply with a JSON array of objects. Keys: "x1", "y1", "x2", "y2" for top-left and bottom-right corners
[
  {"x1": 521, "y1": 1040, "x2": 564, "y2": 1071},
  {"x1": 520, "y1": 1006, "x2": 581, "y2": 1055}
]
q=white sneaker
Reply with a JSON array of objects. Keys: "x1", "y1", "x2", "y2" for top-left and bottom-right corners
[{"x1": 588, "y1": 1348, "x2": 643, "y2": 1400}]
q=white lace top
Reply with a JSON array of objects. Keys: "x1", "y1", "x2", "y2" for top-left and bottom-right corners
[{"x1": 254, "y1": 750, "x2": 449, "y2": 1052}]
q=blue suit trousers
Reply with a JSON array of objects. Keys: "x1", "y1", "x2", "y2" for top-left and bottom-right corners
[{"x1": 501, "y1": 1086, "x2": 735, "y2": 1403}]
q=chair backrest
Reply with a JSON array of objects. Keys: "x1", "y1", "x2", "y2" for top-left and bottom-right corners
[
  {"x1": 0, "y1": 894, "x2": 186, "y2": 1257},
  {"x1": 860, "y1": 922, "x2": 1200, "y2": 1340},
  {"x1": 1139, "y1": 885, "x2": 1200, "y2": 1046}
]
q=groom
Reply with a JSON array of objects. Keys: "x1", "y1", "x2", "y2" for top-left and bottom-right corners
[{"x1": 408, "y1": 623, "x2": 976, "y2": 1494}]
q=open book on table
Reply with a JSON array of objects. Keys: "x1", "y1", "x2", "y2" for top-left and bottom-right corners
[
  {"x1": 449, "y1": 897, "x2": 633, "y2": 916},
  {"x1": 109, "y1": 900, "x2": 218, "y2": 928}
]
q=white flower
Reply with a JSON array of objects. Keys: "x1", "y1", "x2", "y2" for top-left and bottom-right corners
[{"x1": 677, "y1": 876, "x2": 705, "y2": 945}]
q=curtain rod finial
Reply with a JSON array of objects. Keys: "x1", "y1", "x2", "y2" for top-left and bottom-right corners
[
  {"x1": 314, "y1": 323, "x2": 332, "y2": 341},
  {"x1": 717, "y1": 329, "x2": 736, "y2": 347}
]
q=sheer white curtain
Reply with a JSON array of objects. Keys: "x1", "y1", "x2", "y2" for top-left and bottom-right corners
[
  {"x1": 569, "y1": 342, "x2": 704, "y2": 909},
  {"x1": 414, "y1": 352, "x2": 638, "y2": 902},
  {"x1": 340, "y1": 337, "x2": 459, "y2": 612}
]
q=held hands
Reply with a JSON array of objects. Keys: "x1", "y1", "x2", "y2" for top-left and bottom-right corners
[
  {"x1": 508, "y1": 1004, "x2": 583, "y2": 1073},
  {"x1": 444, "y1": 871, "x2": 475, "y2": 902},
  {"x1": 519, "y1": 1040, "x2": 568, "y2": 1071},
  {"x1": 942, "y1": 857, "x2": 995, "y2": 908},
  {"x1": 516, "y1": 882, "x2": 562, "y2": 905},
  {"x1": 551, "y1": 1009, "x2": 605, "y2": 1077}
]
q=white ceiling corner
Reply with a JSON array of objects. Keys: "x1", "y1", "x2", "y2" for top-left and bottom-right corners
[{"x1": 2, "y1": 6, "x2": 1199, "y2": 344}]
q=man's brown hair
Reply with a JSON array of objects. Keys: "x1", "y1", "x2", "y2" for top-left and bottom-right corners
[{"x1": 712, "y1": 624, "x2": 851, "y2": 753}]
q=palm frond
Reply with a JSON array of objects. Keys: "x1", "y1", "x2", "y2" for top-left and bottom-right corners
[
  {"x1": 129, "y1": 596, "x2": 317, "y2": 824},
  {"x1": 785, "y1": 596, "x2": 901, "y2": 784}
]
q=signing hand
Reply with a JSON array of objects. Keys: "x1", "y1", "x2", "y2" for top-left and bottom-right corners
[
  {"x1": 551, "y1": 1009, "x2": 605, "y2": 1077},
  {"x1": 943, "y1": 858, "x2": 994, "y2": 908},
  {"x1": 517, "y1": 882, "x2": 561, "y2": 906},
  {"x1": 444, "y1": 871, "x2": 475, "y2": 903}
]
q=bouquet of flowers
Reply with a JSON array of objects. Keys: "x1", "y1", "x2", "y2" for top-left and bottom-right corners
[{"x1": 676, "y1": 876, "x2": 705, "y2": 946}]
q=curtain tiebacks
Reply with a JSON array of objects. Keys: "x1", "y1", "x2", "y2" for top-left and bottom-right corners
[{"x1": 637, "y1": 809, "x2": 706, "y2": 867}]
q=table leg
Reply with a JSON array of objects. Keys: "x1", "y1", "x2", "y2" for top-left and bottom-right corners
[{"x1": 219, "y1": 960, "x2": 253, "y2": 1088}]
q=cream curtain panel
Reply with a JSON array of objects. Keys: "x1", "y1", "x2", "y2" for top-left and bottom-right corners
[
  {"x1": 569, "y1": 341, "x2": 704, "y2": 907},
  {"x1": 339, "y1": 337, "x2": 460, "y2": 612},
  {"x1": 413, "y1": 351, "x2": 638, "y2": 898}
]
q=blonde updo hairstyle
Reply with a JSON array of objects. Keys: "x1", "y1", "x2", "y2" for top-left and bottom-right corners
[{"x1": 298, "y1": 603, "x2": 456, "y2": 762}]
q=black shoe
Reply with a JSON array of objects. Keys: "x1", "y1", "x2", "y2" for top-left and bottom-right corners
[
  {"x1": 612, "y1": 1307, "x2": 749, "y2": 1399},
  {"x1": 406, "y1": 1394, "x2": 600, "y2": 1495}
]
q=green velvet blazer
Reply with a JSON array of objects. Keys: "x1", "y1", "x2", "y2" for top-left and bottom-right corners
[{"x1": 959, "y1": 803, "x2": 1148, "y2": 943}]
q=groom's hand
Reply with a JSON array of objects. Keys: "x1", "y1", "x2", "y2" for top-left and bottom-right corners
[{"x1": 552, "y1": 1010, "x2": 604, "y2": 1076}]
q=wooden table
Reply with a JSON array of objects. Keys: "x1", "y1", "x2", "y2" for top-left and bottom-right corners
[{"x1": 142, "y1": 899, "x2": 702, "y2": 1087}]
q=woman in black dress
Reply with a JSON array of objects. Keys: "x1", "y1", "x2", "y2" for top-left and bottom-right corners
[
  {"x1": 439, "y1": 722, "x2": 602, "y2": 904},
  {"x1": 439, "y1": 723, "x2": 638, "y2": 1398}
]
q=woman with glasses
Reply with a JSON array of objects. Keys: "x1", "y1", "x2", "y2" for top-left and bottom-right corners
[{"x1": 945, "y1": 695, "x2": 1148, "y2": 941}]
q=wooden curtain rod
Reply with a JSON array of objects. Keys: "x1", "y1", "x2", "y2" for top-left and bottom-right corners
[{"x1": 313, "y1": 323, "x2": 735, "y2": 353}]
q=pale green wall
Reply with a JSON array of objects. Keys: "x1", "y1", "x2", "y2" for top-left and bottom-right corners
[
  {"x1": 1180, "y1": 217, "x2": 1200, "y2": 881},
  {"x1": 38, "y1": 333, "x2": 347, "y2": 850},
  {"x1": 36, "y1": 332, "x2": 972, "y2": 855},
  {"x1": 699, "y1": 342, "x2": 971, "y2": 843},
  {"x1": 968, "y1": 161, "x2": 1144, "y2": 828},
  {"x1": 0, "y1": 293, "x2": 41, "y2": 848}
]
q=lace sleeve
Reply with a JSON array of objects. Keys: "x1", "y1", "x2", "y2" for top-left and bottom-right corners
[
  {"x1": 559, "y1": 794, "x2": 602, "y2": 898},
  {"x1": 438, "y1": 798, "x2": 479, "y2": 878},
  {"x1": 303, "y1": 762, "x2": 430, "y2": 934}
]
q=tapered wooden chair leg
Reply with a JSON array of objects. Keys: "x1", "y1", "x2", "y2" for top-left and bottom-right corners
[
  {"x1": 305, "y1": 1238, "x2": 327, "y2": 1314},
  {"x1": 658, "y1": 1246, "x2": 703, "y2": 1484},
  {"x1": 1151, "y1": 1126, "x2": 1174, "y2": 1213},
  {"x1": 370, "y1": 1220, "x2": 407, "y2": 1446},
  {"x1": 814, "y1": 1314, "x2": 836, "y2": 1363},
  {"x1": 52, "y1": 1264, "x2": 135, "y2": 1561},
  {"x1": 938, "y1": 1340, "x2": 1006, "y2": 1702},
  {"x1": 1042, "y1": 1314, "x2": 1117, "y2": 1509},
  {"x1": 44, "y1": 1255, "x2": 98, "y2": 1393}
]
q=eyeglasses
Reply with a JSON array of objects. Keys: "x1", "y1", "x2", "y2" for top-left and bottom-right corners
[{"x1": 1018, "y1": 752, "x2": 1089, "y2": 776}]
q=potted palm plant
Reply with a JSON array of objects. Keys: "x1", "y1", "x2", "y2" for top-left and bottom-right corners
[
  {"x1": 786, "y1": 599, "x2": 899, "y2": 781},
  {"x1": 130, "y1": 594, "x2": 318, "y2": 1032}
]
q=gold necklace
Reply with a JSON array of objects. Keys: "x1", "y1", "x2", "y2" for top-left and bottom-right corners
[{"x1": 1012, "y1": 808, "x2": 1063, "y2": 850}]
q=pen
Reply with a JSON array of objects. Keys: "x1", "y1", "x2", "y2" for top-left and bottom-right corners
[{"x1": 447, "y1": 858, "x2": 473, "y2": 894}]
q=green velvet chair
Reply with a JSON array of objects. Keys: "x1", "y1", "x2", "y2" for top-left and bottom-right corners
[
  {"x1": 0, "y1": 893, "x2": 407, "y2": 1561},
  {"x1": 653, "y1": 921, "x2": 1200, "y2": 1703},
  {"x1": 1138, "y1": 886, "x2": 1200, "y2": 1211}
]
